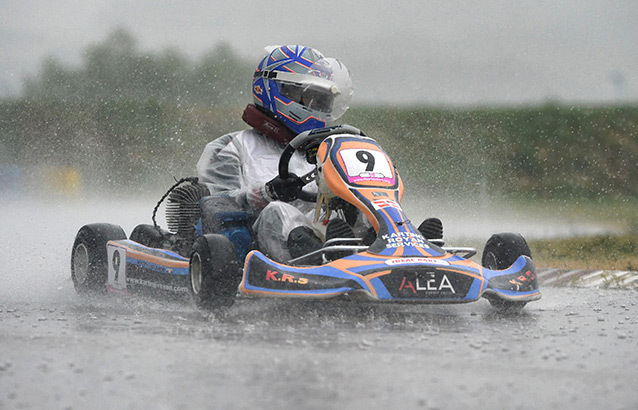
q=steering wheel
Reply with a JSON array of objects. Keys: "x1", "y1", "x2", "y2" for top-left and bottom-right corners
[{"x1": 277, "y1": 125, "x2": 365, "y2": 202}]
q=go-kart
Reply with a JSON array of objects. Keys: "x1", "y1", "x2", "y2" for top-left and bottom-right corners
[{"x1": 71, "y1": 125, "x2": 541, "y2": 311}]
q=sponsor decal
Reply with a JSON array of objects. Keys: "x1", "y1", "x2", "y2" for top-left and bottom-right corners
[
  {"x1": 253, "y1": 85, "x2": 263, "y2": 94},
  {"x1": 127, "y1": 277, "x2": 188, "y2": 293},
  {"x1": 372, "y1": 191, "x2": 389, "y2": 197},
  {"x1": 509, "y1": 270, "x2": 536, "y2": 290},
  {"x1": 399, "y1": 272, "x2": 456, "y2": 294},
  {"x1": 382, "y1": 268, "x2": 472, "y2": 299},
  {"x1": 371, "y1": 198, "x2": 401, "y2": 210},
  {"x1": 265, "y1": 270, "x2": 309, "y2": 285},
  {"x1": 385, "y1": 257, "x2": 449, "y2": 266},
  {"x1": 350, "y1": 172, "x2": 392, "y2": 184},
  {"x1": 381, "y1": 231, "x2": 429, "y2": 249}
]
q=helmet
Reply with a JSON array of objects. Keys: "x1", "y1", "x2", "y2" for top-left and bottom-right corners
[{"x1": 252, "y1": 45, "x2": 354, "y2": 135}]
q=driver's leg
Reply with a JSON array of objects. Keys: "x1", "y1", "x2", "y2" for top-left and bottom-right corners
[{"x1": 252, "y1": 201, "x2": 320, "y2": 263}]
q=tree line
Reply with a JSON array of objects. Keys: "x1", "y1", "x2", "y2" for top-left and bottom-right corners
[{"x1": 21, "y1": 28, "x2": 253, "y2": 106}]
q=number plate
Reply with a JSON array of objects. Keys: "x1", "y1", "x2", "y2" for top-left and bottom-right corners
[
  {"x1": 107, "y1": 243, "x2": 127, "y2": 292},
  {"x1": 339, "y1": 148, "x2": 394, "y2": 185}
]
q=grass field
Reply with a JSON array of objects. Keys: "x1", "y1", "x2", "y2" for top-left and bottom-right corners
[
  {"x1": 526, "y1": 198, "x2": 638, "y2": 271},
  {"x1": 530, "y1": 234, "x2": 638, "y2": 271}
]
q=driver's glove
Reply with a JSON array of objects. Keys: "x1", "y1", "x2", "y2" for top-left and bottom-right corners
[{"x1": 264, "y1": 174, "x2": 304, "y2": 202}]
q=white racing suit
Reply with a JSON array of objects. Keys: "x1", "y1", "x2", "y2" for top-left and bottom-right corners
[{"x1": 196, "y1": 128, "x2": 318, "y2": 262}]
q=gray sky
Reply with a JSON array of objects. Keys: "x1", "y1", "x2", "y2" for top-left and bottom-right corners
[{"x1": 1, "y1": 0, "x2": 637, "y2": 105}]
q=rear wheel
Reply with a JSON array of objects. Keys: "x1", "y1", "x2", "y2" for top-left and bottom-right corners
[
  {"x1": 129, "y1": 224, "x2": 164, "y2": 248},
  {"x1": 482, "y1": 232, "x2": 532, "y2": 310},
  {"x1": 71, "y1": 223, "x2": 126, "y2": 293},
  {"x1": 189, "y1": 234, "x2": 242, "y2": 311}
]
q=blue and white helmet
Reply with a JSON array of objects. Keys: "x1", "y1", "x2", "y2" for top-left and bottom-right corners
[{"x1": 252, "y1": 45, "x2": 354, "y2": 135}]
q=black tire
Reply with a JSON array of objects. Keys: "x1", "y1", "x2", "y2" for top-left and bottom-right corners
[
  {"x1": 482, "y1": 233, "x2": 531, "y2": 270},
  {"x1": 71, "y1": 223, "x2": 126, "y2": 293},
  {"x1": 482, "y1": 232, "x2": 532, "y2": 310},
  {"x1": 189, "y1": 234, "x2": 242, "y2": 311},
  {"x1": 130, "y1": 224, "x2": 164, "y2": 248}
]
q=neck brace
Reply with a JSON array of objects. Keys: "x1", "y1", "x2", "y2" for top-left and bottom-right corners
[{"x1": 242, "y1": 104, "x2": 295, "y2": 145}]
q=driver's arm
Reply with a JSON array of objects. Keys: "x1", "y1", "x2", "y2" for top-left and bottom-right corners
[
  {"x1": 197, "y1": 133, "x2": 270, "y2": 211},
  {"x1": 197, "y1": 132, "x2": 304, "y2": 211}
]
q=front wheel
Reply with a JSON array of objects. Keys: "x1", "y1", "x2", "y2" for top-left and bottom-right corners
[
  {"x1": 482, "y1": 232, "x2": 531, "y2": 269},
  {"x1": 71, "y1": 223, "x2": 126, "y2": 293},
  {"x1": 189, "y1": 234, "x2": 242, "y2": 311},
  {"x1": 482, "y1": 232, "x2": 532, "y2": 310}
]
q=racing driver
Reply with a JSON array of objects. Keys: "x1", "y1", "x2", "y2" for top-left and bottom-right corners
[{"x1": 196, "y1": 45, "x2": 355, "y2": 263}]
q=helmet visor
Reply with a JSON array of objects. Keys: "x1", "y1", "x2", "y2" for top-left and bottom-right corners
[
  {"x1": 311, "y1": 57, "x2": 354, "y2": 120},
  {"x1": 279, "y1": 83, "x2": 335, "y2": 113},
  {"x1": 275, "y1": 57, "x2": 354, "y2": 120}
]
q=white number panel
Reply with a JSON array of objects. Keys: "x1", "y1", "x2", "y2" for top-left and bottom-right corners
[
  {"x1": 107, "y1": 243, "x2": 127, "y2": 292},
  {"x1": 339, "y1": 148, "x2": 393, "y2": 184}
]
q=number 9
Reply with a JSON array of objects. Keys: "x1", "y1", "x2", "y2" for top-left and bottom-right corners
[{"x1": 356, "y1": 150, "x2": 376, "y2": 172}]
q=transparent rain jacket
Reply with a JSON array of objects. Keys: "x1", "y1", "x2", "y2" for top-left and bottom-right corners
[
  {"x1": 196, "y1": 128, "x2": 316, "y2": 212},
  {"x1": 196, "y1": 129, "x2": 317, "y2": 261}
]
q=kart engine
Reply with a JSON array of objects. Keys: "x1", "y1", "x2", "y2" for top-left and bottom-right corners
[{"x1": 165, "y1": 179, "x2": 210, "y2": 236}]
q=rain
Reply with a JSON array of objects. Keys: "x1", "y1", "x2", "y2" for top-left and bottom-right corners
[{"x1": 1, "y1": 1, "x2": 637, "y2": 409}]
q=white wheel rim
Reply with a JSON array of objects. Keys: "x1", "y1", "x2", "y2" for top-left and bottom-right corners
[
  {"x1": 191, "y1": 253, "x2": 202, "y2": 295},
  {"x1": 73, "y1": 243, "x2": 90, "y2": 283}
]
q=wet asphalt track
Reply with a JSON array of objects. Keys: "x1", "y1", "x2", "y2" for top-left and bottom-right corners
[
  {"x1": 1, "y1": 198, "x2": 636, "y2": 409},
  {"x1": 1, "y1": 287, "x2": 637, "y2": 410}
]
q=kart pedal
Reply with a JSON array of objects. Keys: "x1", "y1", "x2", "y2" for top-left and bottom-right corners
[
  {"x1": 325, "y1": 218, "x2": 355, "y2": 241},
  {"x1": 418, "y1": 217, "x2": 443, "y2": 240},
  {"x1": 324, "y1": 218, "x2": 356, "y2": 261}
]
